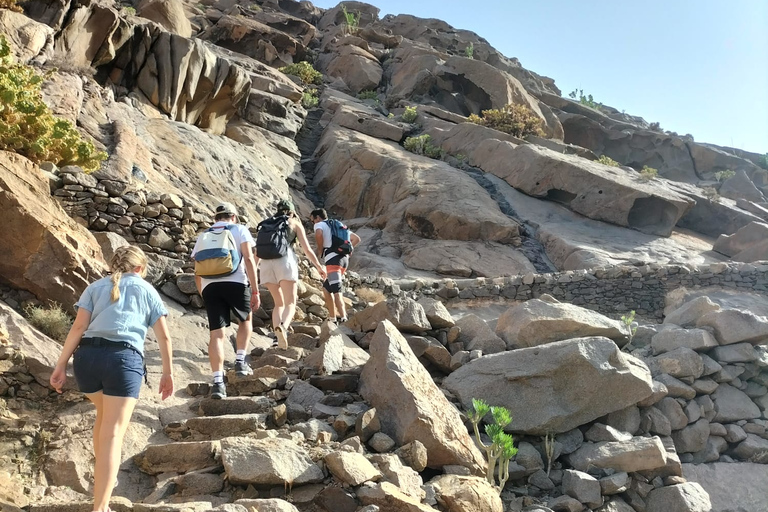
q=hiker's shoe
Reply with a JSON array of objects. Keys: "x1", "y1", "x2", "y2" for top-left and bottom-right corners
[
  {"x1": 235, "y1": 360, "x2": 253, "y2": 376},
  {"x1": 275, "y1": 324, "x2": 289, "y2": 350},
  {"x1": 210, "y1": 382, "x2": 227, "y2": 399}
]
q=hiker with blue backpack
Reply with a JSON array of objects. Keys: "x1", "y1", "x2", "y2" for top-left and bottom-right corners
[
  {"x1": 255, "y1": 199, "x2": 326, "y2": 349},
  {"x1": 310, "y1": 208, "x2": 361, "y2": 323},
  {"x1": 191, "y1": 202, "x2": 259, "y2": 399}
]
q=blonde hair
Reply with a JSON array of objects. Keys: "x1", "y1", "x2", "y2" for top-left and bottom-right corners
[{"x1": 110, "y1": 246, "x2": 148, "y2": 302}]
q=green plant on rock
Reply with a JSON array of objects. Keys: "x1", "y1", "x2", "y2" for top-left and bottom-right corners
[
  {"x1": 758, "y1": 153, "x2": 768, "y2": 170},
  {"x1": 301, "y1": 89, "x2": 318, "y2": 108},
  {"x1": 341, "y1": 4, "x2": 361, "y2": 35},
  {"x1": 357, "y1": 89, "x2": 378, "y2": 101},
  {"x1": 649, "y1": 121, "x2": 661, "y2": 131},
  {"x1": 400, "y1": 105, "x2": 418, "y2": 123},
  {"x1": 568, "y1": 88, "x2": 601, "y2": 110},
  {"x1": 0, "y1": 0, "x2": 23, "y2": 13},
  {"x1": 121, "y1": 6, "x2": 136, "y2": 15},
  {"x1": 620, "y1": 310, "x2": 638, "y2": 348},
  {"x1": 467, "y1": 398, "x2": 518, "y2": 491},
  {"x1": 404, "y1": 134, "x2": 442, "y2": 159},
  {"x1": 24, "y1": 302, "x2": 72, "y2": 343},
  {"x1": 639, "y1": 165, "x2": 658, "y2": 181},
  {"x1": 702, "y1": 186, "x2": 720, "y2": 203},
  {"x1": 467, "y1": 103, "x2": 544, "y2": 138},
  {"x1": 714, "y1": 169, "x2": 735, "y2": 182},
  {"x1": 597, "y1": 155, "x2": 620, "y2": 167},
  {"x1": 464, "y1": 42, "x2": 474, "y2": 59},
  {"x1": 278, "y1": 61, "x2": 322, "y2": 86},
  {"x1": 0, "y1": 36, "x2": 107, "y2": 172}
]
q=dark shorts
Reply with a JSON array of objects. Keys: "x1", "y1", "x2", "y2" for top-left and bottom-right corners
[
  {"x1": 74, "y1": 343, "x2": 144, "y2": 398},
  {"x1": 202, "y1": 281, "x2": 251, "y2": 331},
  {"x1": 323, "y1": 252, "x2": 349, "y2": 294}
]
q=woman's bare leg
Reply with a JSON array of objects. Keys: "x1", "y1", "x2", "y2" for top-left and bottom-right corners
[
  {"x1": 278, "y1": 280, "x2": 298, "y2": 329},
  {"x1": 91, "y1": 394, "x2": 137, "y2": 511}
]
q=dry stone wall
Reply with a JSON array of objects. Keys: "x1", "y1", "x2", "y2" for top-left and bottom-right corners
[{"x1": 350, "y1": 261, "x2": 768, "y2": 321}]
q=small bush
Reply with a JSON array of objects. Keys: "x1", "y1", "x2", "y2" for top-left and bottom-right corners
[
  {"x1": 121, "y1": 6, "x2": 135, "y2": 15},
  {"x1": 568, "y1": 88, "x2": 601, "y2": 110},
  {"x1": 464, "y1": 42, "x2": 474, "y2": 59},
  {"x1": 301, "y1": 89, "x2": 318, "y2": 108},
  {"x1": 649, "y1": 121, "x2": 661, "y2": 131},
  {"x1": 597, "y1": 155, "x2": 620, "y2": 167},
  {"x1": 400, "y1": 106, "x2": 418, "y2": 123},
  {"x1": 702, "y1": 187, "x2": 720, "y2": 203},
  {"x1": 0, "y1": 0, "x2": 23, "y2": 12},
  {"x1": 714, "y1": 169, "x2": 735, "y2": 182},
  {"x1": 355, "y1": 287, "x2": 386, "y2": 304},
  {"x1": 758, "y1": 153, "x2": 768, "y2": 170},
  {"x1": 0, "y1": 36, "x2": 107, "y2": 172},
  {"x1": 468, "y1": 103, "x2": 544, "y2": 138},
  {"x1": 25, "y1": 303, "x2": 72, "y2": 343},
  {"x1": 341, "y1": 4, "x2": 360, "y2": 35},
  {"x1": 467, "y1": 399, "x2": 518, "y2": 491},
  {"x1": 639, "y1": 166, "x2": 658, "y2": 181},
  {"x1": 357, "y1": 90, "x2": 378, "y2": 101},
  {"x1": 404, "y1": 134, "x2": 442, "y2": 159},
  {"x1": 278, "y1": 61, "x2": 322, "y2": 86}
]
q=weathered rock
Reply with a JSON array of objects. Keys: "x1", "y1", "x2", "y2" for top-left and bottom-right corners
[
  {"x1": 324, "y1": 451, "x2": 381, "y2": 486},
  {"x1": 370, "y1": 453, "x2": 424, "y2": 500},
  {"x1": 454, "y1": 314, "x2": 505, "y2": 354},
  {"x1": 304, "y1": 334, "x2": 345, "y2": 375},
  {"x1": 663, "y1": 296, "x2": 721, "y2": 327},
  {"x1": 656, "y1": 397, "x2": 689, "y2": 430},
  {"x1": 733, "y1": 433, "x2": 768, "y2": 460},
  {"x1": 711, "y1": 342, "x2": 758, "y2": 363},
  {"x1": 323, "y1": 43, "x2": 383, "y2": 95},
  {"x1": 651, "y1": 328, "x2": 718, "y2": 354},
  {"x1": 359, "y1": 321, "x2": 486, "y2": 473},
  {"x1": 350, "y1": 297, "x2": 431, "y2": 334},
  {"x1": 357, "y1": 481, "x2": 436, "y2": 512},
  {"x1": 713, "y1": 221, "x2": 768, "y2": 257},
  {"x1": 198, "y1": 396, "x2": 273, "y2": 416},
  {"x1": 599, "y1": 472, "x2": 630, "y2": 495},
  {"x1": 0, "y1": 9, "x2": 53, "y2": 63},
  {"x1": 234, "y1": 499, "x2": 298, "y2": 512},
  {"x1": 652, "y1": 347, "x2": 704, "y2": 379},
  {"x1": 719, "y1": 170, "x2": 765, "y2": 203},
  {"x1": 671, "y1": 418, "x2": 710, "y2": 453},
  {"x1": 0, "y1": 152, "x2": 108, "y2": 313},
  {"x1": 645, "y1": 482, "x2": 712, "y2": 512},
  {"x1": 443, "y1": 337, "x2": 653, "y2": 435},
  {"x1": 417, "y1": 297, "x2": 455, "y2": 329},
  {"x1": 221, "y1": 437, "x2": 323, "y2": 486},
  {"x1": 561, "y1": 470, "x2": 602, "y2": 509},
  {"x1": 711, "y1": 383, "x2": 761, "y2": 422},
  {"x1": 430, "y1": 474, "x2": 503, "y2": 512},
  {"x1": 683, "y1": 462, "x2": 768, "y2": 512},
  {"x1": 696, "y1": 309, "x2": 768, "y2": 345},
  {"x1": 495, "y1": 299, "x2": 625, "y2": 348},
  {"x1": 134, "y1": 441, "x2": 220, "y2": 475},
  {"x1": 137, "y1": 0, "x2": 192, "y2": 37},
  {"x1": 405, "y1": 335, "x2": 452, "y2": 374},
  {"x1": 584, "y1": 424, "x2": 632, "y2": 443},
  {"x1": 567, "y1": 436, "x2": 668, "y2": 473}
]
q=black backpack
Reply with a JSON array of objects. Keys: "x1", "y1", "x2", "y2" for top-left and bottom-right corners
[
  {"x1": 326, "y1": 218, "x2": 353, "y2": 256},
  {"x1": 256, "y1": 215, "x2": 290, "y2": 259}
]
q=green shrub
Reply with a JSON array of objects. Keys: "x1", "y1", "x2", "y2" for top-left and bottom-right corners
[
  {"x1": 758, "y1": 153, "x2": 768, "y2": 170},
  {"x1": 714, "y1": 169, "x2": 735, "y2": 182},
  {"x1": 278, "y1": 61, "x2": 322, "y2": 86},
  {"x1": 121, "y1": 6, "x2": 135, "y2": 14},
  {"x1": 568, "y1": 88, "x2": 601, "y2": 110},
  {"x1": 649, "y1": 121, "x2": 661, "y2": 131},
  {"x1": 464, "y1": 42, "x2": 474, "y2": 59},
  {"x1": 301, "y1": 89, "x2": 318, "y2": 108},
  {"x1": 702, "y1": 187, "x2": 720, "y2": 203},
  {"x1": 467, "y1": 399, "x2": 518, "y2": 491},
  {"x1": 620, "y1": 310, "x2": 638, "y2": 350},
  {"x1": 24, "y1": 303, "x2": 72, "y2": 343},
  {"x1": 467, "y1": 103, "x2": 544, "y2": 138},
  {"x1": 597, "y1": 155, "x2": 620, "y2": 167},
  {"x1": 0, "y1": 36, "x2": 107, "y2": 172},
  {"x1": 400, "y1": 106, "x2": 418, "y2": 123},
  {"x1": 404, "y1": 134, "x2": 442, "y2": 159},
  {"x1": 357, "y1": 89, "x2": 378, "y2": 101},
  {"x1": 341, "y1": 4, "x2": 360, "y2": 35},
  {"x1": 0, "y1": 0, "x2": 22, "y2": 12},
  {"x1": 639, "y1": 166, "x2": 658, "y2": 181}
]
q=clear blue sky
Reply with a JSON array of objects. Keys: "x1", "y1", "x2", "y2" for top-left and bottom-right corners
[{"x1": 313, "y1": 0, "x2": 768, "y2": 154}]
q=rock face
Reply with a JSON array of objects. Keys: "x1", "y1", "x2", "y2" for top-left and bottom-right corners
[
  {"x1": 137, "y1": 0, "x2": 192, "y2": 37},
  {"x1": 645, "y1": 482, "x2": 712, "y2": 512},
  {"x1": 0, "y1": 9, "x2": 53, "y2": 63},
  {"x1": 495, "y1": 298, "x2": 625, "y2": 348},
  {"x1": 683, "y1": 463, "x2": 768, "y2": 512},
  {"x1": 0, "y1": 152, "x2": 108, "y2": 312},
  {"x1": 221, "y1": 437, "x2": 324, "y2": 486},
  {"x1": 443, "y1": 337, "x2": 654, "y2": 435},
  {"x1": 713, "y1": 221, "x2": 768, "y2": 262},
  {"x1": 567, "y1": 436, "x2": 669, "y2": 473},
  {"x1": 359, "y1": 321, "x2": 486, "y2": 474},
  {"x1": 430, "y1": 474, "x2": 504, "y2": 512}
]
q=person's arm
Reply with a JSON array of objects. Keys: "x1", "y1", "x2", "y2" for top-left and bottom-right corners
[
  {"x1": 294, "y1": 219, "x2": 326, "y2": 278},
  {"x1": 152, "y1": 315, "x2": 174, "y2": 400},
  {"x1": 194, "y1": 276, "x2": 202, "y2": 296},
  {"x1": 241, "y1": 240, "x2": 260, "y2": 311},
  {"x1": 350, "y1": 231, "x2": 361, "y2": 247},
  {"x1": 314, "y1": 227, "x2": 324, "y2": 260},
  {"x1": 49, "y1": 308, "x2": 92, "y2": 393}
]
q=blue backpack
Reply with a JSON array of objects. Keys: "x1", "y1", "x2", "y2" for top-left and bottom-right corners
[
  {"x1": 194, "y1": 224, "x2": 241, "y2": 277},
  {"x1": 325, "y1": 219, "x2": 353, "y2": 256}
]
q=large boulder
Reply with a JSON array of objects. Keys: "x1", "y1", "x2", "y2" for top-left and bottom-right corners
[
  {"x1": 359, "y1": 321, "x2": 486, "y2": 474},
  {"x1": 322, "y1": 43, "x2": 383, "y2": 95},
  {"x1": 710, "y1": 384, "x2": 761, "y2": 422},
  {"x1": 0, "y1": 152, "x2": 108, "y2": 313},
  {"x1": 696, "y1": 309, "x2": 768, "y2": 345},
  {"x1": 683, "y1": 463, "x2": 768, "y2": 512},
  {"x1": 443, "y1": 337, "x2": 654, "y2": 435},
  {"x1": 349, "y1": 297, "x2": 431, "y2": 334},
  {"x1": 495, "y1": 299, "x2": 625, "y2": 349},
  {"x1": 0, "y1": 9, "x2": 54, "y2": 63},
  {"x1": 645, "y1": 483, "x2": 712, "y2": 512},
  {"x1": 430, "y1": 474, "x2": 503, "y2": 512},
  {"x1": 221, "y1": 437, "x2": 324, "y2": 486},
  {"x1": 713, "y1": 221, "x2": 768, "y2": 262},
  {"x1": 137, "y1": 0, "x2": 192, "y2": 37},
  {"x1": 454, "y1": 314, "x2": 506, "y2": 354},
  {"x1": 719, "y1": 170, "x2": 765, "y2": 203},
  {"x1": 567, "y1": 436, "x2": 669, "y2": 473}
]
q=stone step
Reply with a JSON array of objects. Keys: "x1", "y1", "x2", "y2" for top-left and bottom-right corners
[
  {"x1": 226, "y1": 365, "x2": 288, "y2": 396},
  {"x1": 28, "y1": 500, "x2": 216, "y2": 512},
  {"x1": 133, "y1": 441, "x2": 221, "y2": 475},
  {"x1": 165, "y1": 414, "x2": 269, "y2": 441},
  {"x1": 196, "y1": 396, "x2": 274, "y2": 416}
]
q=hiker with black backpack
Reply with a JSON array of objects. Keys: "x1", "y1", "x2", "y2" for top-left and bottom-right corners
[
  {"x1": 255, "y1": 199, "x2": 326, "y2": 349},
  {"x1": 191, "y1": 202, "x2": 259, "y2": 399},
  {"x1": 310, "y1": 208, "x2": 361, "y2": 323}
]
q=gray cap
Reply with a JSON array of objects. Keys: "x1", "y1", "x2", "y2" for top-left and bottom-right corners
[{"x1": 215, "y1": 202, "x2": 237, "y2": 216}]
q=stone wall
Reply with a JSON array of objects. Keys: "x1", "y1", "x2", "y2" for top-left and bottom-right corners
[{"x1": 349, "y1": 261, "x2": 768, "y2": 321}]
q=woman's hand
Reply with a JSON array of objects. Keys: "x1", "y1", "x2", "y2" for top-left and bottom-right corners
[
  {"x1": 158, "y1": 373, "x2": 174, "y2": 400},
  {"x1": 49, "y1": 365, "x2": 66, "y2": 394},
  {"x1": 251, "y1": 291, "x2": 261, "y2": 311},
  {"x1": 317, "y1": 265, "x2": 327, "y2": 280}
]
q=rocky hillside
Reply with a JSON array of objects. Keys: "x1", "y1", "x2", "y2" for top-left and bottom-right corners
[{"x1": 0, "y1": 0, "x2": 767, "y2": 511}]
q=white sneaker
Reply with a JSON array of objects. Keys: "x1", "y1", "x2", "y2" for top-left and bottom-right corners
[{"x1": 275, "y1": 324, "x2": 289, "y2": 349}]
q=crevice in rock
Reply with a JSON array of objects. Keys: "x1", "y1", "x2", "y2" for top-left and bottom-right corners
[
  {"x1": 684, "y1": 141, "x2": 704, "y2": 180},
  {"x1": 294, "y1": 106, "x2": 325, "y2": 206},
  {"x1": 462, "y1": 166, "x2": 556, "y2": 273}
]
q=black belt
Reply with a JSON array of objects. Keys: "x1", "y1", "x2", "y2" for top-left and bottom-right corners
[{"x1": 79, "y1": 337, "x2": 149, "y2": 385}]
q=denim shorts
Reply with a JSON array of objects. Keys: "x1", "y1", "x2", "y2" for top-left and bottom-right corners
[{"x1": 73, "y1": 343, "x2": 144, "y2": 398}]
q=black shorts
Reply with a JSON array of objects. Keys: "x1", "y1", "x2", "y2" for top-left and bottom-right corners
[{"x1": 202, "y1": 282, "x2": 251, "y2": 331}]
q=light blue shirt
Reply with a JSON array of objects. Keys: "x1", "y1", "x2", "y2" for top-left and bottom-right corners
[{"x1": 76, "y1": 273, "x2": 168, "y2": 356}]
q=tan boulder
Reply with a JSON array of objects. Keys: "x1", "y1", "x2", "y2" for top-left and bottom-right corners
[
  {"x1": 137, "y1": 0, "x2": 192, "y2": 37},
  {"x1": 430, "y1": 474, "x2": 503, "y2": 512},
  {"x1": 0, "y1": 9, "x2": 53, "y2": 63},
  {"x1": 719, "y1": 169, "x2": 765, "y2": 203},
  {"x1": 495, "y1": 298, "x2": 625, "y2": 349},
  {"x1": 357, "y1": 481, "x2": 437, "y2": 512},
  {"x1": 713, "y1": 221, "x2": 768, "y2": 261},
  {"x1": 221, "y1": 437, "x2": 324, "y2": 486},
  {"x1": 0, "y1": 152, "x2": 108, "y2": 313},
  {"x1": 324, "y1": 451, "x2": 381, "y2": 486},
  {"x1": 323, "y1": 43, "x2": 383, "y2": 95},
  {"x1": 349, "y1": 297, "x2": 431, "y2": 334},
  {"x1": 52, "y1": 3, "x2": 119, "y2": 68},
  {"x1": 359, "y1": 321, "x2": 486, "y2": 474},
  {"x1": 443, "y1": 337, "x2": 653, "y2": 435},
  {"x1": 567, "y1": 436, "x2": 669, "y2": 473},
  {"x1": 401, "y1": 240, "x2": 534, "y2": 278}
]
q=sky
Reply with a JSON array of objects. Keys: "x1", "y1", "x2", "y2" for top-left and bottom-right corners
[{"x1": 311, "y1": 0, "x2": 768, "y2": 154}]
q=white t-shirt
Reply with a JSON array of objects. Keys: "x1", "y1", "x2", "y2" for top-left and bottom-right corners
[
  {"x1": 314, "y1": 221, "x2": 333, "y2": 249},
  {"x1": 191, "y1": 221, "x2": 254, "y2": 291}
]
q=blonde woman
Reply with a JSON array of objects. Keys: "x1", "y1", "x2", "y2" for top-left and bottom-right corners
[{"x1": 50, "y1": 246, "x2": 174, "y2": 512}]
